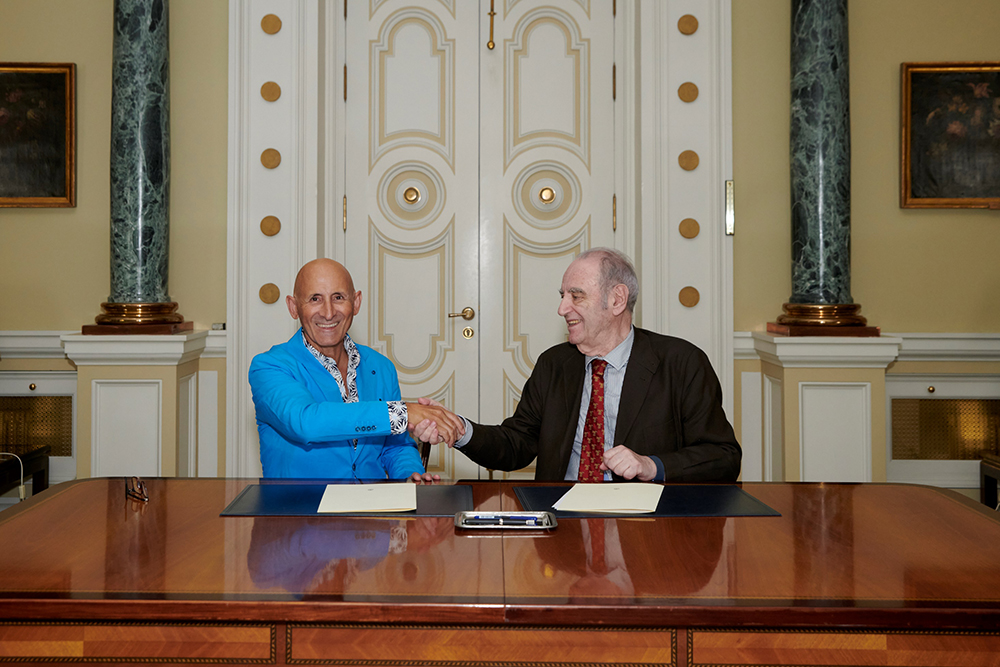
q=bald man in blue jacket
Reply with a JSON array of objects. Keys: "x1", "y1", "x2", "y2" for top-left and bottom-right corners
[{"x1": 249, "y1": 259, "x2": 463, "y2": 480}]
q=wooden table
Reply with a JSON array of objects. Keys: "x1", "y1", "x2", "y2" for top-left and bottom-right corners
[{"x1": 1, "y1": 479, "x2": 999, "y2": 666}]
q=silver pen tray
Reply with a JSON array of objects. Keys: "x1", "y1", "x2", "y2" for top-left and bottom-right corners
[{"x1": 454, "y1": 510, "x2": 558, "y2": 530}]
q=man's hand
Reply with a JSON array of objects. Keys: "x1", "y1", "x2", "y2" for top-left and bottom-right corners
[
  {"x1": 600, "y1": 445, "x2": 657, "y2": 481},
  {"x1": 406, "y1": 397, "x2": 465, "y2": 446},
  {"x1": 408, "y1": 471, "x2": 441, "y2": 484}
]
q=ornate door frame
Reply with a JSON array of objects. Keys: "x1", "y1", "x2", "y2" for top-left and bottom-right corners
[{"x1": 226, "y1": 0, "x2": 733, "y2": 477}]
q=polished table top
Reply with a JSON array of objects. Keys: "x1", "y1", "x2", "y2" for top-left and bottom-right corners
[{"x1": 1, "y1": 478, "x2": 999, "y2": 628}]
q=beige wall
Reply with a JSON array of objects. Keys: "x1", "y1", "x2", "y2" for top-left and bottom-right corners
[
  {"x1": 733, "y1": 0, "x2": 1000, "y2": 334},
  {"x1": 4, "y1": 1, "x2": 999, "y2": 334},
  {"x1": 0, "y1": 0, "x2": 228, "y2": 332}
]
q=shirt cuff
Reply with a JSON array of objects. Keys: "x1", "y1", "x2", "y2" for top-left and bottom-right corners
[
  {"x1": 387, "y1": 401, "x2": 407, "y2": 435},
  {"x1": 649, "y1": 455, "x2": 665, "y2": 482},
  {"x1": 453, "y1": 417, "x2": 473, "y2": 448}
]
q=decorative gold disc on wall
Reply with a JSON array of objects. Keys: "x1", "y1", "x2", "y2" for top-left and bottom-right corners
[
  {"x1": 678, "y1": 14, "x2": 699, "y2": 35},
  {"x1": 679, "y1": 218, "x2": 700, "y2": 239},
  {"x1": 678, "y1": 82, "x2": 699, "y2": 103},
  {"x1": 403, "y1": 187, "x2": 421, "y2": 204},
  {"x1": 678, "y1": 150, "x2": 700, "y2": 171},
  {"x1": 260, "y1": 81, "x2": 281, "y2": 102},
  {"x1": 261, "y1": 14, "x2": 282, "y2": 34},
  {"x1": 259, "y1": 283, "x2": 280, "y2": 304},
  {"x1": 260, "y1": 216, "x2": 281, "y2": 237},
  {"x1": 261, "y1": 149, "x2": 281, "y2": 169},
  {"x1": 679, "y1": 286, "x2": 700, "y2": 308}
]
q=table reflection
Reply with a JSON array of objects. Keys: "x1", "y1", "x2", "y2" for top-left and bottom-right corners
[
  {"x1": 247, "y1": 516, "x2": 453, "y2": 598},
  {"x1": 530, "y1": 517, "x2": 727, "y2": 601}
]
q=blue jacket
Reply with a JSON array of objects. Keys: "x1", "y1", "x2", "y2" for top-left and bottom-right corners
[{"x1": 249, "y1": 330, "x2": 424, "y2": 479}]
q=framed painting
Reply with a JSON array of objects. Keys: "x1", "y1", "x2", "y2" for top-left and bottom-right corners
[
  {"x1": 901, "y1": 62, "x2": 1000, "y2": 209},
  {"x1": 0, "y1": 63, "x2": 76, "y2": 208}
]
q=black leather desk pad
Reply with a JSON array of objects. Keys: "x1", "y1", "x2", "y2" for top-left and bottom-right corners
[
  {"x1": 221, "y1": 482, "x2": 473, "y2": 517},
  {"x1": 514, "y1": 484, "x2": 780, "y2": 518}
]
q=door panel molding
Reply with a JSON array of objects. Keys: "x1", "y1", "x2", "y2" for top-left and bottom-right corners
[
  {"x1": 370, "y1": 221, "x2": 455, "y2": 382},
  {"x1": 505, "y1": 7, "x2": 590, "y2": 171},
  {"x1": 371, "y1": 8, "x2": 455, "y2": 171}
]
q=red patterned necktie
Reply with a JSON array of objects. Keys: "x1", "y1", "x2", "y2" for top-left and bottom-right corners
[
  {"x1": 577, "y1": 359, "x2": 608, "y2": 483},
  {"x1": 588, "y1": 518, "x2": 607, "y2": 574}
]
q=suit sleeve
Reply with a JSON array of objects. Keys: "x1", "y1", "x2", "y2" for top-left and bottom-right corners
[
  {"x1": 660, "y1": 346, "x2": 742, "y2": 482},
  {"x1": 457, "y1": 355, "x2": 552, "y2": 472},
  {"x1": 249, "y1": 352, "x2": 395, "y2": 447}
]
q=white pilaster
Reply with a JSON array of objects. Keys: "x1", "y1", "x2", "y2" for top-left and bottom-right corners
[
  {"x1": 752, "y1": 333, "x2": 901, "y2": 482},
  {"x1": 62, "y1": 332, "x2": 209, "y2": 479}
]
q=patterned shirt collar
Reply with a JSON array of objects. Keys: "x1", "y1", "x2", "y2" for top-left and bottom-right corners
[{"x1": 302, "y1": 331, "x2": 361, "y2": 403}]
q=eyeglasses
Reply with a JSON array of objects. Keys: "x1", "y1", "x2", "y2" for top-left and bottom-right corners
[{"x1": 125, "y1": 476, "x2": 149, "y2": 503}]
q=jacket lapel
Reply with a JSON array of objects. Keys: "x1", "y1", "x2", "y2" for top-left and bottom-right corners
[
  {"x1": 288, "y1": 330, "x2": 346, "y2": 404},
  {"x1": 558, "y1": 350, "x2": 586, "y2": 472},
  {"x1": 615, "y1": 329, "x2": 657, "y2": 446}
]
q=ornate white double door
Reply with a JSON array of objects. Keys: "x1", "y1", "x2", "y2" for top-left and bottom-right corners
[{"x1": 340, "y1": 1, "x2": 618, "y2": 479}]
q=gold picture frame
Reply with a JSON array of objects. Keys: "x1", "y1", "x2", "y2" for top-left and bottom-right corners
[
  {"x1": 901, "y1": 62, "x2": 1000, "y2": 209},
  {"x1": 0, "y1": 62, "x2": 76, "y2": 208}
]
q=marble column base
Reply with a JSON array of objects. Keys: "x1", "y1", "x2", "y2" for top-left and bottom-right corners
[
  {"x1": 768, "y1": 303, "x2": 880, "y2": 337},
  {"x1": 83, "y1": 322, "x2": 193, "y2": 336},
  {"x1": 94, "y1": 302, "x2": 184, "y2": 324},
  {"x1": 86, "y1": 301, "x2": 191, "y2": 335}
]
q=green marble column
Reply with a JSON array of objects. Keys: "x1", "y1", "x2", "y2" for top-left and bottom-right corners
[
  {"x1": 93, "y1": 0, "x2": 185, "y2": 329},
  {"x1": 790, "y1": 0, "x2": 850, "y2": 304},
  {"x1": 775, "y1": 0, "x2": 872, "y2": 333}
]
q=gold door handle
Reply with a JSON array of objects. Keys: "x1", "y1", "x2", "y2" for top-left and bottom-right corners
[
  {"x1": 487, "y1": 0, "x2": 496, "y2": 50},
  {"x1": 448, "y1": 307, "x2": 475, "y2": 321}
]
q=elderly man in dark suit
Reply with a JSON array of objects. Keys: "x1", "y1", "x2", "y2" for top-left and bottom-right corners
[{"x1": 414, "y1": 248, "x2": 740, "y2": 482}]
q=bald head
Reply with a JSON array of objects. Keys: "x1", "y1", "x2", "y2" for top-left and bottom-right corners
[
  {"x1": 287, "y1": 259, "x2": 361, "y2": 362},
  {"x1": 293, "y1": 258, "x2": 355, "y2": 300}
]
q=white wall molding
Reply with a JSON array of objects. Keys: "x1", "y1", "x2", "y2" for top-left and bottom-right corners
[
  {"x1": 639, "y1": 0, "x2": 734, "y2": 417},
  {"x1": 733, "y1": 331, "x2": 756, "y2": 360},
  {"x1": 61, "y1": 331, "x2": 208, "y2": 366},
  {"x1": 762, "y1": 373, "x2": 782, "y2": 482},
  {"x1": 800, "y1": 381, "x2": 872, "y2": 483},
  {"x1": 0, "y1": 331, "x2": 77, "y2": 359},
  {"x1": 92, "y1": 379, "x2": 162, "y2": 477},
  {"x1": 739, "y1": 370, "x2": 762, "y2": 481},
  {"x1": 227, "y1": 0, "x2": 319, "y2": 478},
  {"x1": 197, "y1": 369, "x2": 219, "y2": 477},
  {"x1": 178, "y1": 372, "x2": 198, "y2": 477},
  {"x1": 203, "y1": 330, "x2": 228, "y2": 359},
  {"x1": 738, "y1": 331, "x2": 1000, "y2": 365},
  {"x1": 888, "y1": 332, "x2": 1000, "y2": 362},
  {"x1": 751, "y1": 332, "x2": 902, "y2": 369}
]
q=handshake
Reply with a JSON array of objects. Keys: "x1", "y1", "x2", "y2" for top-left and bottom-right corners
[{"x1": 404, "y1": 398, "x2": 466, "y2": 446}]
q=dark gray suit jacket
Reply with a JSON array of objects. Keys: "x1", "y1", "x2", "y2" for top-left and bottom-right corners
[{"x1": 460, "y1": 327, "x2": 741, "y2": 482}]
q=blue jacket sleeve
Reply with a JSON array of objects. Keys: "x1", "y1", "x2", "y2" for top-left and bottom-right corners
[
  {"x1": 249, "y1": 351, "x2": 394, "y2": 447},
  {"x1": 375, "y1": 363, "x2": 425, "y2": 478}
]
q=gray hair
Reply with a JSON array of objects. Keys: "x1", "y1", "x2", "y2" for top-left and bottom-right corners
[{"x1": 577, "y1": 247, "x2": 639, "y2": 313}]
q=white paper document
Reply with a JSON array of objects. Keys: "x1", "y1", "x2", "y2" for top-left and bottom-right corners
[
  {"x1": 317, "y1": 483, "x2": 417, "y2": 513},
  {"x1": 552, "y1": 483, "x2": 663, "y2": 514}
]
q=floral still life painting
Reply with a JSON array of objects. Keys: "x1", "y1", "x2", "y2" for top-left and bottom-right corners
[
  {"x1": 0, "y1": 63, "x2": 76, "y2": 208},
  {"x1": 902, "y1": 62, "x2": 1000, "y2": 209}
]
